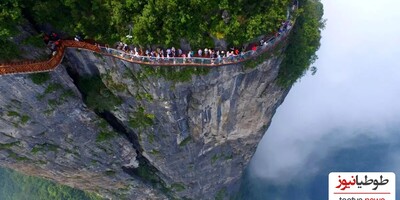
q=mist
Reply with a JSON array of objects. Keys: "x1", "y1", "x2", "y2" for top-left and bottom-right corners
[{"x1": 249, "y1": 0, "x2": 400, "y2": 187}]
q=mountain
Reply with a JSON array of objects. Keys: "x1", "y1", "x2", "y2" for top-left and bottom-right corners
[{"x1": 0, "y1": 0, "x2": 323, "y2": 199}]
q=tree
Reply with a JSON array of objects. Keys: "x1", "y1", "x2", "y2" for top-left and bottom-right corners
[
  {"x1": 277, "y1": 0, "x2": 325, "y2": 87},
  {"x1": 4, "y1": 0, "x2": 294, "y2": 49},
  {"x1": 0, "y1": 0, "x2": 22, "y2": 60}
]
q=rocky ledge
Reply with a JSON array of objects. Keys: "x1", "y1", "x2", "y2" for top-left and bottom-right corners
[{"x1": 0, "y1": 25, "x2": 290, "y2": 199}]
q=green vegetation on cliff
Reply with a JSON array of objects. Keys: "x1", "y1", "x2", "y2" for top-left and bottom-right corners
[
  {"x1": 29, "y1": 72, "x2": 51, "y2": 85},
  {"x1": 0, "y1": 0, "x2": 22, "y2": 60},
  {"x1": 2, "y1": 0, "x2": 324, "y2": 88},
  {"x1": 277, "y1": 0, "x2": 325, "y2": 87},
  {"x1": 77, "y1": 76, "x2": 122, "y2": 112},
  {"x1": 6, "y1": 0, "x2": 289, "y2": 48},
  {"x1": 0, "y1": 167, "x2": 102, "y2": 200}
]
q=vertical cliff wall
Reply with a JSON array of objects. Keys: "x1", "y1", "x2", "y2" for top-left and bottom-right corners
[
  {"x1": 0, "y1": 28, "x2": 290, "y2": 199},
  {"x1": 65, "y1": 46, "x2": 289, "y2": 199},
  {"x1": 0, "y1": 63, "x2": 167, "y2": 199}
]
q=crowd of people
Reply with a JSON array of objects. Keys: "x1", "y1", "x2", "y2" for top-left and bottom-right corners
[
  {"x1": 111, "y1": 43, "x2": 247, "y2": 64},
  {"x1": 42, "y1": 0, "x2": 297, "y2": 65},
  {"x1": 103, "y1": 19, "x2": 293, "y2": 65}
]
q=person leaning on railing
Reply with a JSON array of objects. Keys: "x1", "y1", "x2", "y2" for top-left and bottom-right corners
[{"x1": 15, "y1": 9, "x2": 294, "y2": 69}]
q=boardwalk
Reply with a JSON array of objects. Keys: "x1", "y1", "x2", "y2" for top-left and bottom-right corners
[
  {"x1": 0, "y1": 2, "x2": 298, "y2": 76},
  {"x1": 0, "y1": 41, "x2": 101, "y2": 75},
  {"x1": 0, "y1": 29, "x2": 290, "y2": 76},
  {"x1": 100, "y1": 31, "x2": 289, "y2": 67}
]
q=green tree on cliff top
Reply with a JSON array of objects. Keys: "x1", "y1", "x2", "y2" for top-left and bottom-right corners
[{"x1": 14, "y1": 0, "x2": 290, "y2": 47}]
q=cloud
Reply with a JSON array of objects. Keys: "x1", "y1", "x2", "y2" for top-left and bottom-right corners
[{"x1": 249, "y1": 0, "x2": 400, "y2": 185}]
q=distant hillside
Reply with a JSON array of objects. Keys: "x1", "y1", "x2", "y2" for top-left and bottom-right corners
[{"x1": 0, "y1": 167, "x2": 101, "y2": 200}]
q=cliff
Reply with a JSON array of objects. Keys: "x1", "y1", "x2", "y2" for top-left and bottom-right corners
[{"x1": 0, "y1": 25, "x2": 290, "y2": 200}]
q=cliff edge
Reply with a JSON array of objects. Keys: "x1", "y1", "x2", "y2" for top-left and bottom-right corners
[
  {"x1": 0, "y1": 29, "x2": 289, "y2": 199},
  {"x1": 0, "y1": 0, "x2": 325, "y2": 198}
]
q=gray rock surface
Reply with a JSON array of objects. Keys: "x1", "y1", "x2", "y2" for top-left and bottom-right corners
[
  {"x1": 0, "y1": 65, "x2": 166, "y2": 199},
  {"x1": 62, "y1": 46, "x2": 290, "y2": 199},
  {"x1": 0, "y1": 24, "x2": 290, "y2": 199}
]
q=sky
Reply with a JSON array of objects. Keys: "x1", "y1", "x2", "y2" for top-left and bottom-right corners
[{"x1": 249, "y1": 0, "x2": 400, "y2": 186}]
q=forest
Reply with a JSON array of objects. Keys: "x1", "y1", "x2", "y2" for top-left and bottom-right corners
[
  {"x1": 277, "y1": 0, "x2": 325, "y2": 87},
  {"x1": 1, "y1": 0, "x2": 290, "y2": 48},
  {"x1": 0, "y1": 0, "x2": 324, "y2": 85},
  {"x1": 0, "y1": 0, "x2": 324, "y2": 198},
  {"x1": 0, "y1": 167, "x2": 102, "y2": 200}
]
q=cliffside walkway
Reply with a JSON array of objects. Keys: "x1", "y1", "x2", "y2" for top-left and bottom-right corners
[
  {"x1": 0, "y1": 3, "x2": 298, "y2": 76},
  {"x1": 0, "y1": 30, "x2": 290, "y2": 76},
  {"x1": 0, "y1": 40, "x2": 101, "y2": 75}
]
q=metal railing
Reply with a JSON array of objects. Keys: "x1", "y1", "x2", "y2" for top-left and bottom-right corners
[
  {"x1": 0, "y1": 3, "x2": 297, "y2": 75},
  {"x1": 0, "y1": 41, "x2": 101, "y2": 75},
  {"x1": 0, "y1": 28, "x2": 290, "y2": 75},
  {"x1": 97, "y1": 30, "x2": 289, "y2": 67}
]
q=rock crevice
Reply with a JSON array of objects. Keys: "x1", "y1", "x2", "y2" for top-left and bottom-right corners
[{"x1": 0, "y1": 24, "x2": 290, "y2": 199}]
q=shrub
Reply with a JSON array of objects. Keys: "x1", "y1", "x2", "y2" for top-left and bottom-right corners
[
  {"x1": 0, "y1": 141, "x2": 20, "y2": 150},
  {"x1": 96, "y1": 131, "x2": 116, "y2": 142},
  {"x1": 31, "y1": 143, "x2": 59, "y2": 154},
  {"x1": 170, "y1": 183, "x2": 185, "y2": 192},
  {"x1": 22, "y1": 34, "x2": 46, "y2": 48},
  {"x1": 7, "y1": 111, "x2": 20, "y2": 117},
  {"x1": 20, "y1": 115, "x2": 30, "y2": 125},
  {"x1": 179, "y1": 136, "x2": 192, "y2": 147},
  {"x1": 29, "y1": 73, "x2": 50, "y2": 85},
  {"x1": 0, "y1": 40, "x2": 20, "y2": 61},
  {"x1": 77, "y1": 76, "x2": 122, "y2": 112},
  {"x1": 128, "y1": 107, "x2": 154, "y2": 129},
  {"x1": 277, "y1": 0, "x2": 325, "y2": 87},
  {"x1": 44, "y1": 83, "x2": 63, "y2": 94}
]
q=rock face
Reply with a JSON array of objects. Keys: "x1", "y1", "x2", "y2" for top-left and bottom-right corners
[
  {"x1": 0, "y1": 29, "x2": 290, "y2": 199},
  {"x1": 0, "y1": 63, "x2": 166, "y2": 199}
]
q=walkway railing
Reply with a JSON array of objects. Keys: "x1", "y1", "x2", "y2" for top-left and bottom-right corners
[
  {"x1": 0, "y1": 41, "x2": 101, "y2": 75},
  {"x1": 0, "y1": 30, "x2": 289, "y2": 76},
  {"x1": 0, "y1": 3, "x2": 297, "y2": 75},
  {"x1": 99, "y1": 31, "x2": 289, "y2": 67}
]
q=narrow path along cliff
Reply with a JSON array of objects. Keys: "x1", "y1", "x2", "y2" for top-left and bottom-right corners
[
  {"x1": 0, "y1": 0, "x2": 329, "y2": 199},
  {"x1": 0, "y1": 1, "x2": 299, "y2": 76},
  {"x1": 0, "y1": 25, "x2": 293, "y2": 75}
]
